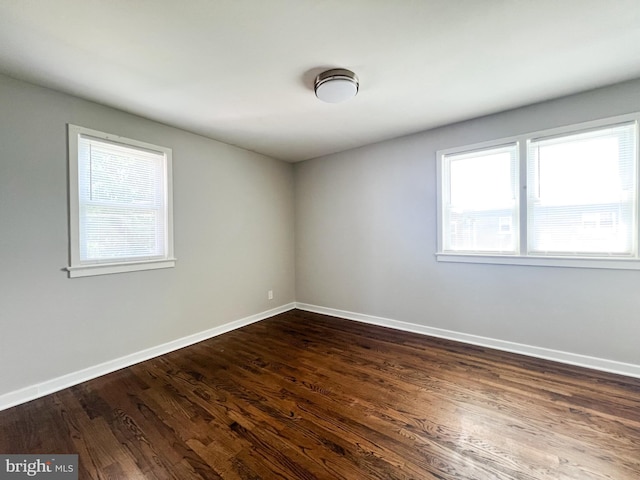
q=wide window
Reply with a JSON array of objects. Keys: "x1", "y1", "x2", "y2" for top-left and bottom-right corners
[
  {"x1": 67, "y1": 125, "x2": 175, "y2": 277},
  {"x1": 437, "y1": 114, "x2": 640, "y2": 269}
]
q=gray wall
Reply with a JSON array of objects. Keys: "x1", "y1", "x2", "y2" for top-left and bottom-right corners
[
  {"x1": 295, "y1": 79, "x2": 640, "y2": 366},
  {"x1": 0, "y1": 74, "x2": 295, "y2": 396}
]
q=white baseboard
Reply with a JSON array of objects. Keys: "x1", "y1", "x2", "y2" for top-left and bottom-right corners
[
  {"x1": 0, "y1": 303, "x2": 296, "y2": 412},
  {"x1": 295, "y1": 303, "x2": 640, "y2": 379},
  {"x1": 4, "y1": 301, "x2": 637, "y2": 412}
]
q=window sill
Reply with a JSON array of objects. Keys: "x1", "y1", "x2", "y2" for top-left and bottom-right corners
[
  {"x1": 66, "y1": 258, "x2": 176, "y2": 278},
  {"x1": 435, "y1": 253, "x2": 640, "y2": 270}
]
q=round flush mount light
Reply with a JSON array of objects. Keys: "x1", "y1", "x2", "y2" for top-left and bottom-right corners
[{"x1": 314, "y1": 68, "x2": 359, "y2": 103}]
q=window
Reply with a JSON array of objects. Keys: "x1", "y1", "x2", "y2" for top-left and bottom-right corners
[
  {"x1": 527, "y1": 124, "x2": 635, "y2": 256},
  {"x1": 442, "y1": 144, "x2": 519, "y2": 254},
  {"x1": 67, "y1": 125, "x2": 175, "y2": 277},
  {"x1": 437, "y1": 114, "x2": 640, "y2": 269}
]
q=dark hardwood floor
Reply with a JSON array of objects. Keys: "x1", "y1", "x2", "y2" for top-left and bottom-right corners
[{"x1": 1, "y1": 309, "x2": 639, "y2": 479}]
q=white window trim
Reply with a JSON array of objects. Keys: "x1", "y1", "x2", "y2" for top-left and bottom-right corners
[
  {"x1": 66, "y1": 125, "x2": 176, "y2": 278},
  {"x1": 436, "y1": 113, "x2": 640, "y2": 270}
]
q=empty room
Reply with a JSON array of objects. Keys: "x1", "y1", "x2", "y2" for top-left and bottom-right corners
[{"x1": 1, "y1": 1, "x2": 639, "y2": 479}]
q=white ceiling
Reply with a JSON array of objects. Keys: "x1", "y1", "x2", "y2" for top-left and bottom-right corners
[{"x1": 1, "y1": 1, "x2": 640, "y2": 162}]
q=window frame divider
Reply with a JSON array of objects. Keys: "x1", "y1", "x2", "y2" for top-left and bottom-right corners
[{"x1": 518, "y1": 137, "x2": 528, "y2": 255}]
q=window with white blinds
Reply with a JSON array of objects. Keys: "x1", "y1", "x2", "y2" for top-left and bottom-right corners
[
  {"x1": 437, "y1": 114, "x2": 640, "y2": 269},
  {"x1": 67, "y1": 125, "x2": 175, "y2": 277},
  {"x1": 527, "y1": 123, "x2": 636, "y2": 257}
]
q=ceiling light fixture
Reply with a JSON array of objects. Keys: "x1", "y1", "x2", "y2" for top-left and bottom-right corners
[{"x1": 314, "y1": 68, "x2": 359, "y2": 103}]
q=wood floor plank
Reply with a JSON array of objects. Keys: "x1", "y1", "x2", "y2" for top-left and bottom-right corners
[{"x1": 1, "y1": 309, "x2": 639, "y2": 479}]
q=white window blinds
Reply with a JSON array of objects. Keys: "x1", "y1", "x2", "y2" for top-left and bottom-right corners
[{"x1": 77, "y1": 135, "x2": 168, "y2": 263}]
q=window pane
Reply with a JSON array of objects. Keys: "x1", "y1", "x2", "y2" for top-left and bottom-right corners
[
  {"x1": 78, "y1": 135, "x2": 167, "y2": 263},
  {"x1": 83, "y1": 144, "x2": 162, "y2": 206},
  {"x1": 443, "y1": 145, "x2": 518, "y2": 253},
  {"x1": 527, "y1": 123, "x2": 636, "y2": 255},
  {"x1": 81, "y1": 206, "x2": 164, "y2": 260}
]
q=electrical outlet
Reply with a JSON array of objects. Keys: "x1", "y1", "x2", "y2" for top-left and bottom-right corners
[{"x1": 268, "y1": 290, "x2": 274, "y2": 300}]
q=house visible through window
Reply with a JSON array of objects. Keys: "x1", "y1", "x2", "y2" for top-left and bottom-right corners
[
  {"x1": 527, "y1": 123, "x2": 635, "y2": 256},
  {"x1": 437, "y1": 114, "x2": 639, "y2": 269},
  {"x1": 442, "y1": 144, "x2": 518, "y2": 254},
  {"x1": 67, "y1": 125, "x2": 175, "y2": 277}
]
